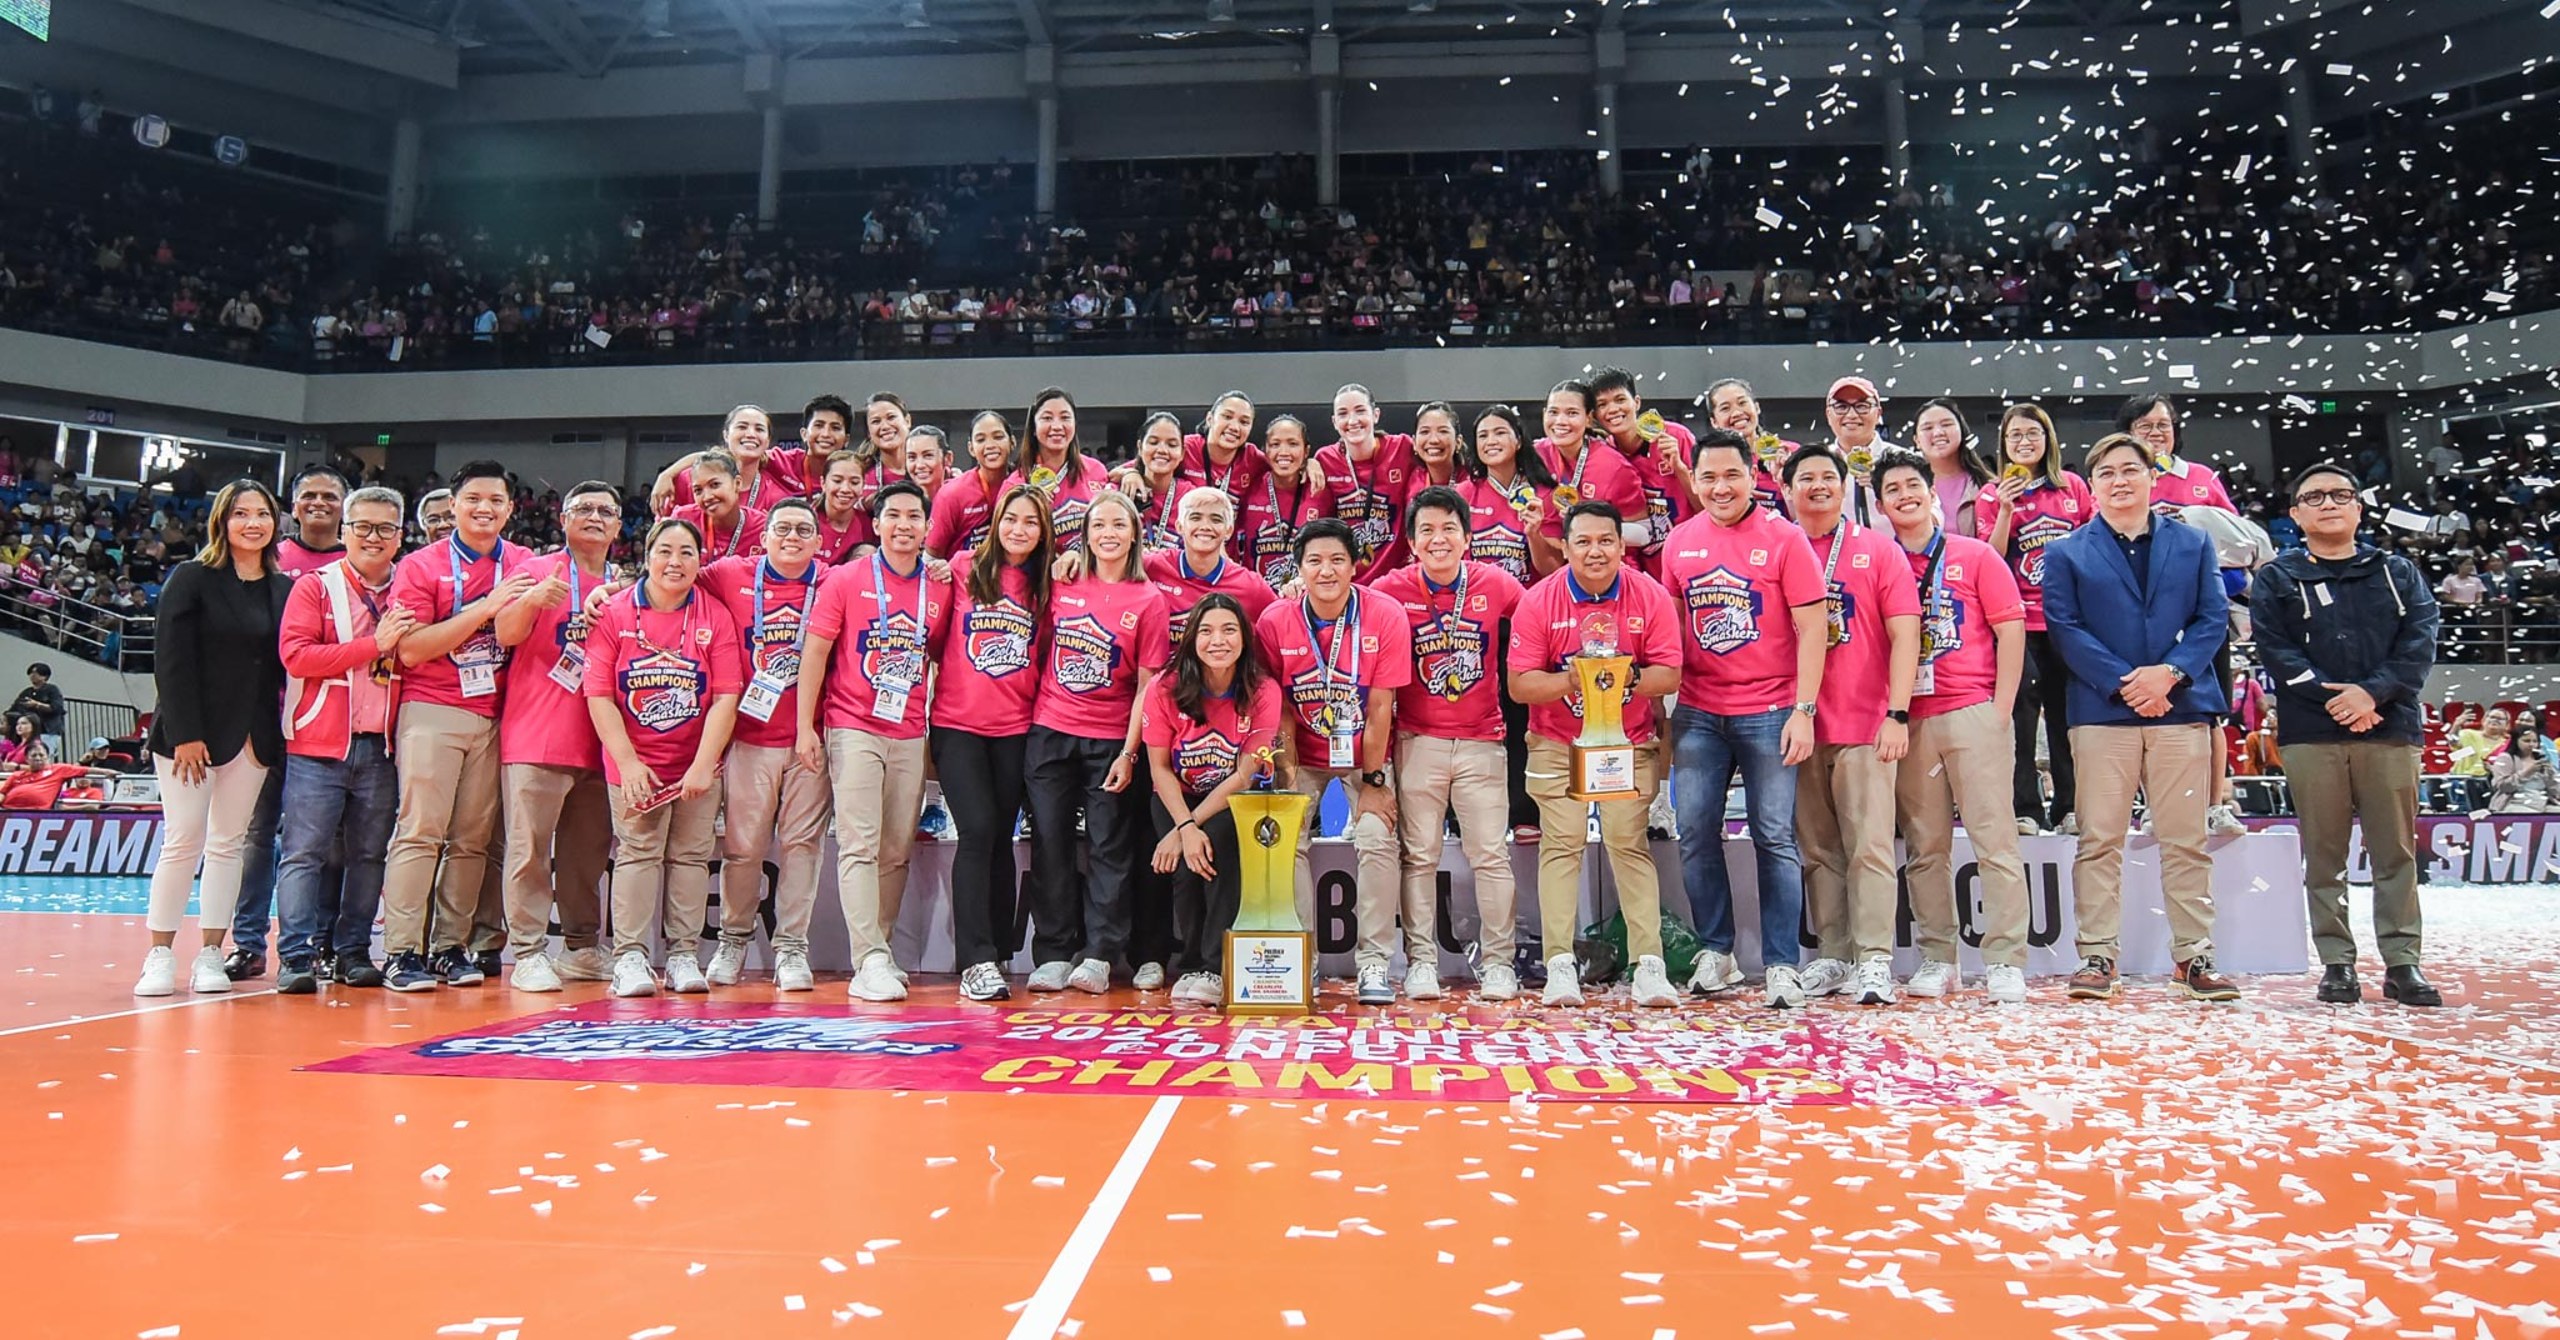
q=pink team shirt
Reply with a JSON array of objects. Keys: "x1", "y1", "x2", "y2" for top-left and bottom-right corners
[
  {"x1": 1371, "y1": 560, "x2": 1525, "y2": 741},
  {"x1": 1315, "y1": 433, "x2": 1417, "y2": 583},
  {"x1": 1141, "y1": 675, "x2": 1284, "y2": 796},
  {"x1": 1804, "y1": 523, "x2": 1923, "y2": 747},
  {"x1": 1602, "y1": 421, "x2": 1697, "y2": 565},
  {"x1": 274, "y1": 537, "x2": 347, "y2": 580},
  {"x1": 1003, "y1": 455, "x2": 1111, "y2": 546},
  {"x1": 1253, "y1": 586, "x2": 1415, "y2": 768},
  {"x1": 1136, "y1": 480, "x2": 1186, "y2": 554},
  {"x1": 805, "y1": 554, "x2": 953, "y2": 741},
  {"x1": 699, "y1": 554, "x2": 827, "y2": 750},
  {"x1": 388, "y1": 534, "x2": 520, "y2": 718},
  {"x1": 926, "y1": 470, "x2": 1009, "y2": 560},
  {"x1": 1235, "y1": 474, "x2": 1335, "y2": 585},
  {"x1": 1533, "y1": 437, "x2": 1647, "y2": 543},
  {"x1": 668, "y1": 503, "x2": 770, "y2": 565},
  {"x1": 1974, "y1": 471, "x2": 2094, "y2": 631},
  {"x1": 1455, "y1": 477, "x2": 1537, "y2": 581},
  {"x1": 935, "y1": 554, "x2": 1046, "y2": 737},
  {"x1": 1902, "y1": 530, "x2": 2025, "y2": 720},
  {"x1": 499, "y1": 550, "x2": 615, "y2": 770},
  {"x1": 1036, "y1": 576, "x2": 1171, "y2": 740},
  {"x1": 1659, "y1": 507, "x2": 1827, "y2": 717},
  {"x1": 1179, "y1": 434, "x2": 1269, "y2": 501},
  {"x1": 666, "y1": 457, "x2": 805, "y2": 512},
  {"x1": 1144, "y1": 548, "x2": 1276, "y2": 641},
  {"x1": 813, "y1": 506, "x2": 869, "y2": 566},
  {"x1": 1504, "y1": 566, "x2": 1681, "y2": 746},
  {"x1": 2151, "y1": 458, "x2": 2236, "y2": 512},
  {"x1": 579, "y1": 586, "x2": 746, "y2": 787}
]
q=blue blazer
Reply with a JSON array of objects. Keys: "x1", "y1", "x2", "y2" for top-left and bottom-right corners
[{"x1": 2039, "y1": 513, "x2": 2230, "y2": 728}]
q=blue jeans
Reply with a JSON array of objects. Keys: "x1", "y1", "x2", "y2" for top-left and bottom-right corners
[
  {"x1": 1671, "y1": 705, "x2": 1806, "y2": 967},
  {"x1": 274, "y1": 739, "x2": 397, "y2": 963},
  {"x1": 228, "y1": 761, "x2": 287, "y2": 956}
]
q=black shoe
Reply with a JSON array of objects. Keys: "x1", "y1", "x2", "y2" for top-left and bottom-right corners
[
  {"x1": 314, "y1": 948, "x2": 337, "y2": 980},
  {"x1": 430, "y1": 947, "x2": 486, "y2": 987},
  {"x1": 222, "y1": 946, "x2": 266, "y2": 981},
  {"x1": 276, "y1": 959, "x2": 319, "y2": 995},
  {"x1": 2383, "y1": 964, "x2": 2443, "y2": 1007},
  {"x1": 474, "y1": 949, "x2": 503, "y2": 980},
  {"x1": 384, "y1": 951, "x2": 438, "y2": 992},
  {"x1": 334, "y1": 954, "x2": 386, "y2": 988},
  {"x1": 2316, "y1": 963, "x2": 2362, "y2": 1004}
]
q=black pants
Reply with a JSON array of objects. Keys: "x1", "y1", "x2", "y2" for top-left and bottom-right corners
[
  {"x1": 1148, "y1": 792, "x2": 1242, "y2": 976},
  {"x1": 1131, "y1": 763, "x2": 1178, "y2": 971},
  {"x1": 1500, "y1": 628, "x2": 1536, "y2": 830},
  {"x1": 931, "y1": 726, "x2": 1026, "y2": 969},
  {"x1": 2013, "y1": 629, "x2": 2077, "y2": 827},
  {"x1": 1024, "y1": 726, "x2": 1144, "y2": 968}
]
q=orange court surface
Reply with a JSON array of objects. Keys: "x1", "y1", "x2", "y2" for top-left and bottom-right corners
[{"x1": 8, "y1": 877, "x2": 2560, "y2": 1340}]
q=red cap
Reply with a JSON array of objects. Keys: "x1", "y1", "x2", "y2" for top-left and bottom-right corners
[{"x1": 1827, "y1": 376, "x2": 1880, "y2": 404}]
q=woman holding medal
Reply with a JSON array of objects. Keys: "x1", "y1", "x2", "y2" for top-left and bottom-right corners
[
  {"x1": 1456, "y1": 404, "x2": 1557, "y2": 839},
  {"x1": 1236, "y1": 414, "x2": 1334, "y2": 588},
  {"x1": 1705, "y1": 377, "x2": 1798, "y2": 518},
  {"x1": 1141, "y1": 592, "x2": 1284, "y2": 1007},
  {"x1": 651, "y1": 404, "x2": 804, "y2": 513},
  {"x1": 1005, "y1": 386, "x2": 1111, "y2": 551},
  {"x1": 583, "y1": 517, "x2": 747, "y2": 999},
  {"x1": 1532, "y1": 379, "x2": 1646, "y2": 569},
  {"x1": 1977, "y1": 402, "x2": 2096, "y2": 836},
  {"x1": 926, "y1": 410, "x2": 1018, "y2": 562}
]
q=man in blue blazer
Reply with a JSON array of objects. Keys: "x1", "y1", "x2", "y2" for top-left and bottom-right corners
[{"x1": 2041, "y1": 432, "x2": 2235, "y2": 1002}]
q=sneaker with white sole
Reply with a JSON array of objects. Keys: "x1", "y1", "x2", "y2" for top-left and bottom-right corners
[
  {"x1": 1764, "y1": 963, "x2": 1807, "y2": 1009},
  {"x1": 191, "y1": 946, "x2": 233, "y2": 994},
  {"x1": 2206, "y1": 803, "x2": 2246, "y2": 836},
  {"x1": 1356, "y1": 964, "x2": 1394, "y2": 1005},
  {"x1": 1066, "y1": 958, "x2": 1111, "y2": 994},
  {"x1": 1985, "y1": 964, "x2": 2028, "y2": 1004},
  {"x1": 510, "y1": 953, "x2": 563, "y2": 993},
  {"x1": 1404, "y1": 962, "x2": 1443, "y2": 1000},
  {"x1": 705, "y1": 941, "x2": 748, "y2": 986},
  {"x1": 1630, "y1": 954, "x2": 1677, "y2": 1008},
  {"x1": 1131, "y1": 961, "x2": 1166, "y2": 991},
  {"x1": 2055, "y1": 813, "x2": 2079, "y2": 837},
  {"x1": 1905, "y1": 959, "x2": 1959, "y2": 999},
  {"x1": 133, "y1": 945, "x2": 177, "y2": 997},
  {"x1": 960, "y1": 961, "x2": 1010, "y2": 1002},
  {"x1": 1477, "y1": 963, "x2": 1520, "y2": 1001},
  {"x1": 851, "y1": 950, "x2": 908, "y2": 1002},
  {"x1": 384, "y1": 951, "x2": 439, "y2": 993},
  {"x1": 1853, "y1": 954, "x2": 1898, "y2": 1005},
  {"x1": 1541, "y1": 953, "x2": 1583, "y2": 1007},
  {"x1": 609, "y1": 951, "x2": 658, "y2": 998},
  {"x1": 773, "y1": 949, "x2": 814, "y2": 992},
  {"x1": 664, "y1": 953, "x2": 710, "y2": 994},
  {"x1": 2015, "y1": 816, "x2": 2042, "y2": 837},
  {"x1": 554, "y1": 946, "x2": 611, "y2": 981},
  {"x1": 1027, "y1": 961, "x2": 1073, "y2": 992},
  {"x1": 1170, "y1": 972, "x2": 1219, "y2": 1006},
  {"x1": 1799, "y1": 957, "x2": 1854, "y2": 998},
  {"x1": 1688, "y1": 948, "x2": 1743, "y2": 995}
]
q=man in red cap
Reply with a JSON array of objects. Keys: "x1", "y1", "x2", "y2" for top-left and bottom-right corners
[{"x1": 1823, "y1": 377, "x2": 1902, "y2": 526}]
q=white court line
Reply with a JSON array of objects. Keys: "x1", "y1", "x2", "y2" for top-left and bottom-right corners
[
  {"x1": 1007, "y1": 1094, "x2": 1184, "y2": 1340},
  {"x1": 0, "y1": 988, "x2": 278, "y2": 1040}
]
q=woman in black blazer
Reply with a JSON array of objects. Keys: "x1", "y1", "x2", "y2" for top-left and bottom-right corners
[{"x1": 134, "y1": 479, "x2": 293, "y2": 997}]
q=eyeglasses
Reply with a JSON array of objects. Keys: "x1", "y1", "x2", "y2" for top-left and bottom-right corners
[
  {"x1": 2294, "y1": 489, "x2": 2361, "y2": 508},
  {"x1": 346, "y1": 521, "x2": 402, "y2": 540},
  {"x1": 1827, "y1": 400, "x2": 1876, "y2": 414},
  {"x1": 564, "y1": 504, "x2": 620, "y2": 519},
  {"x1": 765, "y1": 522, "x2": 819, "y2": 538}
]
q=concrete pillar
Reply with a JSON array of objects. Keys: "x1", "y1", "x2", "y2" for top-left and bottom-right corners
[
  {"x1": 1883, "y1": 77, "x2": 1911, "y2": 186},
  {"x1": 2282, "y1": 60, "x2": 2320, "y2": 186},
  {"x1": 757, "y1": 103, "x2": 784, "y2": 229},
  {"x1": 1034, "y1": 92, "x2": 1059, "y2": 216},
  {"x1": 1315, "y1": 82, "x2": 1341, "y2": 207},
  {"x1": 385, "y1": 115, "x2": 422, "y2": 242},
  {"x1": 1594, "y1": 82, "x2": 1621, "y2": 198}
]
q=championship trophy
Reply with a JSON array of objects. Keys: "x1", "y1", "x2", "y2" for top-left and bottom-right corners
[
  {"x1": 1567, "y1": 611, "x2": 1641, "y2": 801},
  {"x1": 1224, "y1": 747, "x2": 1314, "y2": 1015}
]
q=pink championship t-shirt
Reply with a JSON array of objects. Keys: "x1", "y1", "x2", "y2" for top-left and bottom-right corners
[
  {"x1": 388, "y1": 534, "x2": 521, "y2": 718},
  {"x1": 666, "y1": 503, "x2": 770, "y2": 565},
  {"x1": 926, "y1": 470, "x2": 1008, "y2": 561},
  {"x1": 1141, "y1": 675, "x2": 1284, "y2": 796},
  {"x1": 1974, "y1": 472, "x2": 2094, "y2": 631},
  {"x1": 805, "y1": 554, "x2": 953, "y2": 741},
  {"x1": 1002, "y1": 455, "x2": 1112, "y2": 548},
  {"x1": 1659, "y1": 507, "x2": 1827, "y2": 717},
  {"x1": 935, "y1": 553, "x2": 1046, "y2": 737},
  {"x1": 579, "y1": 586, "x2": 746, "y2": 787},
  {"x1": 1532, "y1": 437, "x2": 1648, "y2": 544},
  {"x1": 1455, "y1": 477, "x2": 1537, "y2": 582},
  {"x1": 813, "y1": 506, "x2": 869, "y2": 566},
  {"x1": 1504, "y1": 566, "x2": 1681, "y2": 746},
  {"x1": 1144, "y1": 548, "x2": 1276, "y2": 642},
  {"x1": 1235, "y1": 475, "x2": 1335, "y2": 586},
  {"x1": 1253, "y1": 585, "x2": 1415, "y2": 767},
  {"x1": 1370, "y1": 560, "x2": 1525, "y2": 741},
  {"x1": 1805, "y1": 523, "x2": 1924, "y2": 747},
  {"x1": 1036, "y1": 576, "x2": 1171, "y2": 741},
  {"x1": 498, "y1": 550, "x2": 616, "y2": 770},
  {"x1": 1315, "y1": 434, "x2": 1417, "y2": 584},
  {"x1": 666, "y1": 457, "x2": 805, "y2": 513},
  {"x1": 1602, "y1": 421, "x2": 1697, "y2": 564},
  {"x1": 699, "y1": 555, "x2": 827, "y2": 750},
  {"x1": 2151, "y1": 458, "x2": 2236, "y2": 513},
  {"x1": 1902, "y1": 530, "x2": 2026, "y2": 720},
  {"x1": 274, "y1": 537, "x2": 347, "y2": 580},
  {"x1": 1179, "y1": 434, "x2": 1269, "y2": 502}
]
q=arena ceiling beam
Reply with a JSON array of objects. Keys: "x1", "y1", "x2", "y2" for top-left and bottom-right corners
[
  {"x1": 107, "y1": 0, "x2": 460, "y2": 87},
  {"x1": 491, "y1": 0, "x2": 610, "y2": 76}
]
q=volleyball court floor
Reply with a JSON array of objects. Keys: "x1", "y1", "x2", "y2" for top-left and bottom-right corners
[{"x1": 6, "y1": 874, "x2": 2558, "y2": 1340}]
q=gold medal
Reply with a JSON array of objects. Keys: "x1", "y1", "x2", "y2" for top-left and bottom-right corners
[
  {"x1": 1846, "y1": 444, "x2": 1875, "y2": 475},
  {"x1": 2001, "y1": 462, "x2": 2033, "y2": 486},
  {"x1": 1506, "y1": 482, "x2": 1535, "y2": 511},
  {"x1": 1552, "y1": 485, "x2": 1581, "y2": 510},
  {"x1": 1028, "y1": 465, "x2": 1060, "y2": 496},
  {"x1": 1753, "y1": 432, "x2": 1785, "y2": 468},
  {"x1": 1635, "y1": 409, "x2": 1666, "y2": 442}
]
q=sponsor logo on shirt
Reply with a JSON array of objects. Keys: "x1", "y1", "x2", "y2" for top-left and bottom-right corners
[
  {"x1": 1050, "y1": 613, "x2": 1124, "y2": 695},
  {"x1": 752, "y1": 598, "x2": 807, "y2": 681},
  {"x1": 620, "y1": 650, "x2": 705, "y2": 733},
  {"x1": 2015, "y1": 514, "x2": 2075, "y2": 587},
  {"x1": 1685, "y1": 566, "x2": 1765, "y2": 655},
  {"x1": 964, "y1": 598, "x2": 1035, "y2": 679},
  {"x1": 1174, "y1": 727, "x2": 1241, "y2": 792}
]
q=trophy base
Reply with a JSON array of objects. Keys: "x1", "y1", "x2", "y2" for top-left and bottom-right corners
[
  {"x1": 1223, "y1": 930, "x2": 1314, "y2": 1016},
  {"x1": 1568, "y1": 742, "x2": 1641, "y2": 802}
]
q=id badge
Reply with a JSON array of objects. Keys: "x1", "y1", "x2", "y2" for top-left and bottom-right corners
[
  {"x1": 739, "y1": 673, "x2": 788, "y2": 723},
  {"x1": 1912, "y1": 662, "x2": 1936, "y2": 698},
  {"x1": 1327, "y1": 728, "x2": 1358, "y2": 770},
  {"x1": 546, "y1": 642, "x2": 588, "y2": 694},
  {"x1": 873, "y1": 680, "x2": 912, "y2": 725},
  {"x1": 460, "y1": 661, "x2": 499, "y2": 698}
]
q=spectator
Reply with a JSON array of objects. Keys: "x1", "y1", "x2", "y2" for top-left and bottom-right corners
[
  {"x1": 0, "y1": 740, "x2": 111, "y2": 809},
  {"x1": 2489, "y1": 722, "x2": 2560, "y2": 812},
  {"x1": 2238, "y1": 707, "x2": 2283, "y2": 776},
  {"x1": 0, "y1": 713, "x2": 40, "y2": 764},
  {"x1": 2438, "y1": 555, "x2": 2484, "y2": 607},
  {"x1": 9, "y1": 661, "x2": 65, "y2": 754}
]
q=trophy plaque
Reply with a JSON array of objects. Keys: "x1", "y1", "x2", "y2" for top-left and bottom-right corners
[
  {"x1": 1224, "y1": 772, "x2": 1314, "y2": 1016},
  {"x1": 1567, "y1": 610, "x2": 1640, "y2": 802}
]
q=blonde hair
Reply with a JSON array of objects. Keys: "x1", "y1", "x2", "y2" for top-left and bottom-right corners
[{"x1": 194, "y1": 479, "x2": 282, "y2": 571}]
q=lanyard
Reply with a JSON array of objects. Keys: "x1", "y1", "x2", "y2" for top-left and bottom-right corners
[
  {"x1": 819, "y1": 510, "x2": 860, "y2": 560},
  {"x1": 1557, "y1": 438, "x2": 1594, "y2": 494},
  {"x1": 869, "y1": 552, "x2": 924, "y2": 640},
  {"x1": 754, "y1": 558, "x2": 821, "y2": 652},
  {"x1": 1301, "y1": 590, "x2": 1361, "y2": 693},
  {"x1": 1204, "y1": 447, "x2": 1242, "y2": 495},
  {"x1": 351, "y1": 571, "x2": 390, "y2": 624},
  {"x1": 1424, "y1": 564, "x2": 1470, "y2": 639},
  {"x1": 1265, "y1": 474, "x2": 1310, "y2": 534},
  {"x1": 1818, "y1": 521, "x2": 1856, "y2": 588},
  {"x1": 709, "y1": 512, "x2": 747, "y2": 559},
  {"x1": 629, "y1": 583, "x2": 701, "y2": 661},
  {"x1": 445, "y1": 536, "x2": 503, "y2": 619},
  {"x1": 1915, "y1": 529, "x2": 1950, "y2": 653}
]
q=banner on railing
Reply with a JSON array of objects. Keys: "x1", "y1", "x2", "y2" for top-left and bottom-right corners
[
  {"x1": 0, "y1": 811, "x2": 163, "y2": 876},
  {"x1": 2316, "y1": 815, "x2": 2560, "y2": 886}
]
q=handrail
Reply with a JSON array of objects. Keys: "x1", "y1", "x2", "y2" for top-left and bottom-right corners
[{"x1": 0, "y1": 578, "x2": 155, "y2": 672}]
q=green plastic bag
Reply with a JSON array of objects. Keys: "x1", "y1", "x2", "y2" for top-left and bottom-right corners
[{"x1": 1583, "y1": 910, "x2": 1703, "y2": 983}]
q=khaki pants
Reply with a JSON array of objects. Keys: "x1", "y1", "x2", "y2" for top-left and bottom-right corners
[
  {"x1": 719, "y1": 741, "x2": 833, "y2": 952},
  {"x1": 501, "y1": 762, "x2": 609, "y2": 960},
  {"x1": 2285, "y1": 741, "x2": 2424, "y2": 967},
  {"x1": 2070, "y1": 722, "x2": 2215, "y2": 962},
  {"x1": 1797, "y1": 741, "x2": 1900, "y2": 962},
  {"x1": 1290, "y1": 762, "x2": 1401, "y2": 973},
  {"x1": 827, "y1": 728, "x2": 927, "y2": 965},
  {"x1": 1524, "y1": 735, "x2": 1664, "y2": 961},
  {"x1": 607, "y1": 784, "x2": 721, "y2": 957},
  {"x1": 1394, "y1": 734, "x2": 1516, "y2": 968},
  {"x1": 1896, "y1": 701, "x2": 2030, "y2": 968},
  {"x1": 383, "y1": 701, "x2": 503, "y2": 955}
]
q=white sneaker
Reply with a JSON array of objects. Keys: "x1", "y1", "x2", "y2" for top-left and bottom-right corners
[
  {"x1": 1404, "y1": 962, "x2": 1443, "y2": 1000},
  {"x1": 1853, "y1": 954, "x2": 1898, "y2": 1005},
  {"x1": 133, "y1": 945, "x2": 177, "y2": 997},
  {"x1": 2055, "y1": 813, "x2": 2079, "y2": 837},
  {"x1": 554, "y1": 946, "x2": 611, "y2": 981},
  {"x1": 773, "y1": 949, "x2": 814, "y2": 992},
  {"x1": 1541, "y1": 953, "x2": 1583, "y2": 1007},
  {"x1": 1630, "y1": 955, "x2": 1677, "y2": 1008},
  {"x1": 1356, "y1": 964, "x2": 1394, "y2": 1005},
  {"x1": 610, "y1": 951, "x2": 658, "y2": 998},
  {"x1": 1132, "y1": 961, "x2": 1167, "y2": 991},
  {"x1": 960, "y1": 961, "x2": 1010, "y2": 1001},
  {"x1": 1688, "y1": 948, "x2": 1743, "y2": 995},
  {"x1": 1027, "y1": 961, "x2": 1073, "y2": 992},
  {"x1": 664, "y1": 952, "x2": 710, "y2": 994},
  {"x1": 1986, "y1": 964, "x2": 2028, "y2": 1004},
  {"x1": 850, "y1": 950, "x2": 907, "y2": 1002},
  {"x1": 1906, "y1": 959, "x2": 1959, "y2": 999},
  {"x1": 191, "y1": 946, "x2": 232, "y2": 994},
  {"x1": 1764, "y1": 963, "x2": 1807, "y2": 1009},
  {"x1": 510, "y1": 953, "x2": 563, "y2": 993},
  {"x1": 2015, "y1": 816, "x2": 2042, "y2": 837},
  {"x1": 1066, "y1": 957, "x2": 1111, "y2": 994},
  {"x1": 1799, "y1": 957, "x2": 1854, "y2": 998},
  {"x1": 2207, "y1": 803, "x2": 2247, "y2": 836},
  {"x1": 1478, "y1": 963, "x2": 1520, "y2": 1001},
  {"x1": 1647, "y1": 787, "x2": 1678, "y2": 838},
  {"x1": 1170, "y1": 972, "x2": 1218, "y2": 1006},
  {"x1": 705, "y1": 941, "x2": 748, "y2": 986}
]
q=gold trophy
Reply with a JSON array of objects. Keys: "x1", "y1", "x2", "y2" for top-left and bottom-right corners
[
  {"x1": 1567, "y1": 612, "x2": 1641, "y2": 801},
  {"x1": 1224, "y1": 748, "x2": 1314, "y2": 1015}
]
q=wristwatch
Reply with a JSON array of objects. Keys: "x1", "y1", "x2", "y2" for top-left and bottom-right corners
[
  {"x1": 1794, "y1": 701, "x2": 1818, "y2": 719},
  {"x1": 1360, "y1": 769, "x2": 1387, "y2": 789},
  {"x1": 1886, "y1": 708, "x2": 1910, "y2": 724}
]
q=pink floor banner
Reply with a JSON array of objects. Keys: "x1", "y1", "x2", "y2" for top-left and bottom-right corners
[{"x1": 308, "y1": 1000, "x2": 2009, "y2": 1107}]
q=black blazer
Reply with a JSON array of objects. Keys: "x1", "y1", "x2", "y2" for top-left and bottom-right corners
[{"x1": 146, "y1": 559, "x2": 293, "y2": 768}]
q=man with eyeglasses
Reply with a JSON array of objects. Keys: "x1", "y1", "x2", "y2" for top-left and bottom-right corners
[
  {"x1": 1821, "y1": 377, "x2": 1901, "y2": 526},
  {"x1": 2251, "y1": 464, "x2": 2443, "y2": 1007}
]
